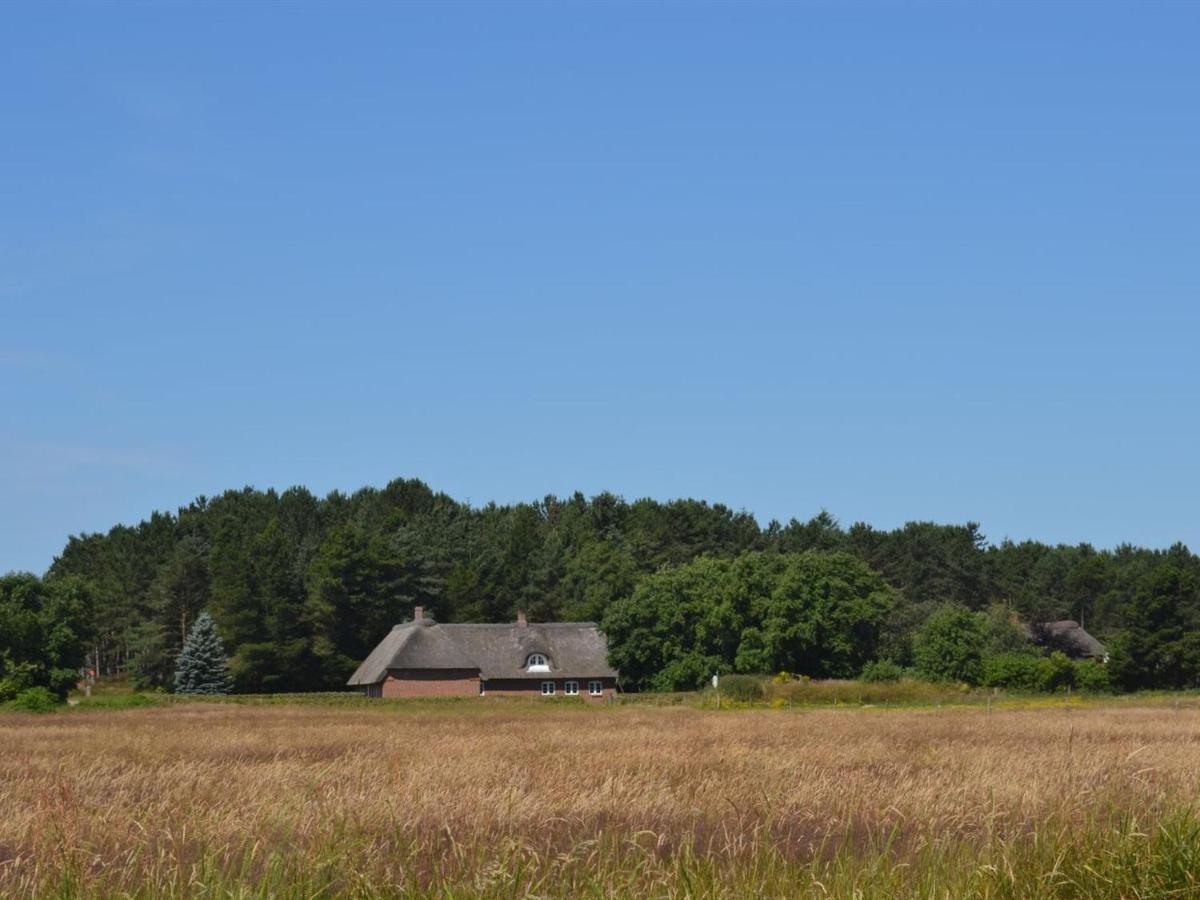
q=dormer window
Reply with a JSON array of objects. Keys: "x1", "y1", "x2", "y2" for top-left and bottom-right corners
[{"x1": 525, "y1": 653, "x2": 550, "y2": 672}]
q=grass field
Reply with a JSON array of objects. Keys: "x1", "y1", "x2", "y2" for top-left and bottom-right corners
[{"x1": 4, "y1": 698, "x2": 1200, "y2": 898}]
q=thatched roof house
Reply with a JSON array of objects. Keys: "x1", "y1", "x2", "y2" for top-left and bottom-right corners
[
  {"x1": 1023, "y1": 620, "x2": 1107, "y2": 661},
  {"x1": 348, "y1": 607, "x2": 618, "y2": 699}
]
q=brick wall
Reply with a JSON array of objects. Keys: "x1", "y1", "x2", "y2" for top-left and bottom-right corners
[
  {"x1": 379, "y1": 669, "x2": 480, "y2": 698},
  {"x1": 366, "y1": 672, "x2": 618, "y2": 700},
  {"x1": 483, "y1": 677, "x2": 616, "y2": 701}
]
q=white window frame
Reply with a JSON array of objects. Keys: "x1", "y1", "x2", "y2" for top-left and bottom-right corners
[
  {"x1": 526, "y1": 653, "x2": 550, "y2": 672},
  {"x1": 564, "y1": 680, "x2": 579, "y2": 695},
  {"x1": 588, "y1": 680, "x2": 603, "y2": 696},
  {"x1": 541, "y1": 680, "x2": 555, "y2": 696}
]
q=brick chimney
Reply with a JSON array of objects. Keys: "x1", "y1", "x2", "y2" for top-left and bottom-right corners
[
  {"x1": 516, "y1": 610, "x2": 527, "y2": 628},
  {"x1": 413, "y1": 606, "x2": 424, "y2": 622}
]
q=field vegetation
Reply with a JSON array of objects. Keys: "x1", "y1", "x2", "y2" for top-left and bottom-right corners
[{"x1": 4, "y1": 698, "x2": 1200, "y2": 897}]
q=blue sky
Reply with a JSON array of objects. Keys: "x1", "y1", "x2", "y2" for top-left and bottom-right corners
[{"x1": 3, "y1": 1, "x2": 1198, "y2": 574}]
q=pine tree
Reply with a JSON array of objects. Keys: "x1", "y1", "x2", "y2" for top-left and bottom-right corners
[{"x1": 173, "y1": 611, "x2": 233, "y2": 695}]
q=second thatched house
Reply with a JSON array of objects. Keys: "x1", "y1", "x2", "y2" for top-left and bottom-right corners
[{"x1": 1023, "y1": 620, "x2": 1107, "y2": 662}]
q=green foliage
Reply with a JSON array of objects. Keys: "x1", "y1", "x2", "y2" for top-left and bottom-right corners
[
  {"x1": 1039, "y1": 650, "x2": 1076, "y2": 691},
  {"x1": 1107, "y1": 554, "x2": 1200, "y2": 691},
  {"x1": 860, "y1": 659, "x2": 904, "y2": 683},
  {"x1": 747, "y1": 552, "x2": 895, "y2": 678},
  {"x1": 848, "y1": 520, "x2": 991, "y2": 610},
  {"x1": 913, "y1": 607, "x2": 986, "y2": 685},
  {"x1": 0, "y1": 680, "x2": 19, "y2": 704},
  {"x1": 981, "y1": 653, "x2": 1044, "y2": 691},
  {"x1": 602, "y1": 554, "x2": 768, "y2": 690},
  {"x1": 128, "y1": 621, "x2": 171, "y2": 690},
  {"x1": 137, "y1": 535, "x2": 211, "y2": 689},
  {"x1": 0, "y1": 574, "x2": 94, "y2": 700},
  {"x1": 874, "y1": 598, "x2": 940, "y2": 668},
  {"x1": 34, "y1": 475, "x2": 1200, "y2": 696},
  {"x1": 1074, "y1": 659, "x2": 1112, "y2": 693},
  {"x1": 653, "y1": 654, "x2": 724, "y2": 692},
  {"x1": 301, "y1": 522, "x2": 442, "y2": 689},
  {"x1": 0, "y1": 659, "x2": 38, "y2": 702},
  {"x1": 979, "y1": 603, "x2": 1030, "y2": 656},
  {"x1": 7, "y1": 686, "x2": 59, "y2": 712},
  {"x1": 561, "y1": 540, "x2": 639, "y2": 622},
  {"x1": 982, "y1": 652, "x2": 1113, "y2": 694},
  {"x1": 604, "y1": 551, "x2": 894, "y2": 690},
  {"x1": 173, "y1": 612, "x2": 233, "y2": 695},
  {"x1": 716, "y1": 674, "x2": 764, "y2": 702}
]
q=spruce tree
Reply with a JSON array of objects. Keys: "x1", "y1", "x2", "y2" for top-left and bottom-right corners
[{"x1": 173, "y1": 611, "x2": 233, "y2": 695}]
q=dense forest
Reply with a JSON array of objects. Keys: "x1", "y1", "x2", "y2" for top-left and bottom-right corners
[{"x1": 4, "y1": 478, "x2": 1199, "y2": 697}]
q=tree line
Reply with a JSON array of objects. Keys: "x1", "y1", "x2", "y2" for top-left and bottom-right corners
[{"x1": 3, "y1": 477, "x2": 1198, "y2": 698}]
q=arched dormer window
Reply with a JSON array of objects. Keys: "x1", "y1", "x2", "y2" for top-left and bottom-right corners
[{"x1": 526, "y1": 653, "x2": 550, "y2": 672}]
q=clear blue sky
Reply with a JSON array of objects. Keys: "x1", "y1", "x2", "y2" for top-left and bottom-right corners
[{"x1": 3, "y1": 1, "x2": 1198, "y2": 574}]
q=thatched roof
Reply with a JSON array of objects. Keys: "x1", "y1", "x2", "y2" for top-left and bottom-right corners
[
  {"x1": 1023, "y1": 620, "x2": 1107, "y2": 660},
  {"x1": 347, "y1": 617, "x2": 617, "y2": 686}
]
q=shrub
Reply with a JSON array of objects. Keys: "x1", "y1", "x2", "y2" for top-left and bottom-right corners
[
  {"x1": 860, "y1": 660, "x2": 903, "y2": 683},
  {"x1": 1038, "y1": 651, "x2": 1076, "y2": 692},
  {"x1": 1074, "y1": 659, "x2": 1111, "y2": 693},
  {"x1": 980, "y1": 604, "x2": 1031, "y2": 656},
  {"x1": 718, "y1": 674, "x2": 764, "y2": 702},
  {"x1": 48, "y1": 667, "x2": 82, "y2": 698},
  {"x1": 652, "y1": 653, "x2": 723, "y2": 692},
  {"x1": 0, "y1": 659, "x2": 38, "y2": 703},
  {"x1": 981, "y1": 653, "x2": 1044, "y2": 691},
  {"x1": 7, "y1": 686, "x2": 59, "y2": 713},
  {"x1": 913, "y1": 607, "x2": 986, "y2": 685}
]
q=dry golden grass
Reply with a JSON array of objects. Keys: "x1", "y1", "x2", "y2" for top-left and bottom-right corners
[{"x1": 3, "y1": 700, "x2": 1200, "y2": 897}]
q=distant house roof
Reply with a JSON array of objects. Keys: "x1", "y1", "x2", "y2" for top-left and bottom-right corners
[
  {"x1": 1022, "y1": 620, "x2": 1107, "y2": 660},
  {"x1": 347, "y1": 615, "x2": 617, "y2": 686}
]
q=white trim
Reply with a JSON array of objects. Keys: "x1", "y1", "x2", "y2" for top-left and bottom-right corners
[
  {"x1": 541, "y1": 680, "x2": 555, "y2": 696},
  {"x1": 564, "y1": 680, "x2": 579, "y2": 695},
  {"x1": 527, "y1": 653, "x2": 550, "y2": 672},
  {"x1": 588, "y1": 680, "x2": 603, "y2": 696}
]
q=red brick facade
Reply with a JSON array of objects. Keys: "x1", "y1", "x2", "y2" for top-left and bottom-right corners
[
  {"x1": 379, "y1": 669, "x2": 480, "y2": 698},
  {"x1": 481, "y1": 677, "x2": 616, "y2": 701},
  {"x1": 372, "y1": 672, "x2": 617, "y2": 700}
]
